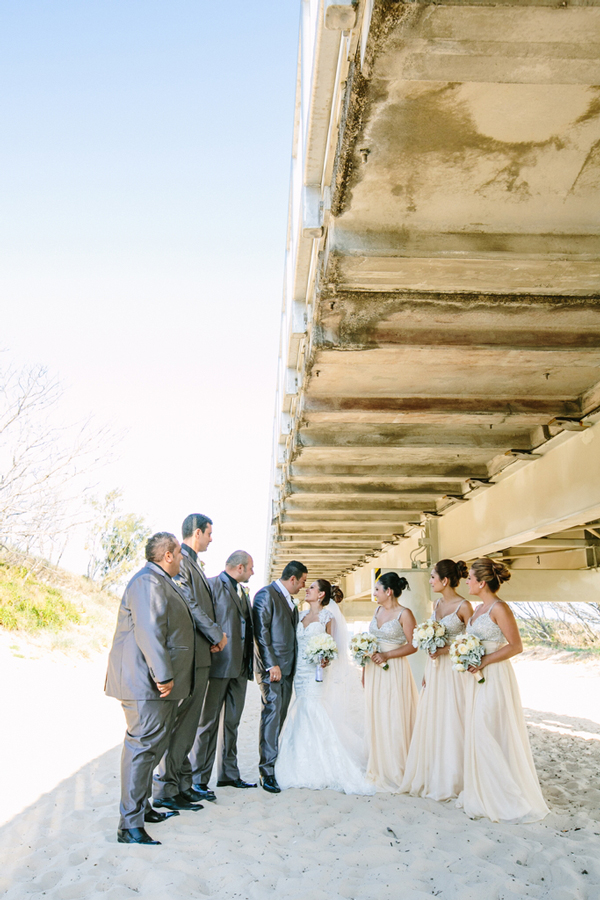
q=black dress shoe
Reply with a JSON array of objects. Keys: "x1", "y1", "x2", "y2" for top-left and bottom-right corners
[
  {"x1": 145, "y1": 808, "x2": 180, "y2": 823},
  {"x1": 153, "y1": 794, "x2": 204, "y2": 811},
  {"x1": 117, "y1": 827, "x2": 161, "y2": 845},
  {"x1": 259, "y1": 776, "x2": 281, "y2": 794},
  {"x1": 217, "y1": 778, "x2": 258, "y2": 789},
  {"x1": 191, "y1": 783, "x2": 217, "y2": 802},
  {"x1": 179, "y1": 787, "x2": 206, "y2": 803}
]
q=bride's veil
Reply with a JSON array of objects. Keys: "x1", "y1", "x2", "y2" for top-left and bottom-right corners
[{"x1": 323, "y1": 598, "x2": 368, "y2": 765}]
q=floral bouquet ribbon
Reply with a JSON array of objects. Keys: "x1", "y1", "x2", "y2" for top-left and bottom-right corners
[
  {"x1": 304, "y1": 633, "x2": 338, "y2": 682},
  {"x1": 349, "y1": 632, "x2": 389, "y2": 670},
  {"x1": 449, "y1": 633, "x2": 486, "y2": 683},
  {"x1": 412, "y1": 618, "x2": 448, "y2": 665}
]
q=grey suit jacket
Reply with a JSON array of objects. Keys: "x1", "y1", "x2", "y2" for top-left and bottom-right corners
[
  {"x1": 208, "y1": 572, "x2": 254, "y2": 681},
  {"x1": 252, "y1": 582, "x2": 298, "y2": 679},
  {"x1": 105, "y1": 561, "x2": 195, "y2": 701},
  {"x1": 176, "y1": 544, "x2": 224, "y2": 668}
]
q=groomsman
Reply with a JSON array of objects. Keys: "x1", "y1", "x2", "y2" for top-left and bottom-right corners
[
  {"x1": 189, "y1": 551, "x2": 256, "y2": 798},
  {"x1": 153, "y1": 513, "x2": 227, "y2": 811},
  {"x1": 105, "y1": 533, "x2": 194, "y2": 845},
  {"x1": 253, "y1": 560, "x2": 307, "y2": 793}
]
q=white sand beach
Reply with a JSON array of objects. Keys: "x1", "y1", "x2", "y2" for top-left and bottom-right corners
[{"x1": 1, "y1": 642, "x2": 599, "y2": 900}]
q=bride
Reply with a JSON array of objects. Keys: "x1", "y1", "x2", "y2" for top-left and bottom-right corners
[{"x1": 275, "y1": 579, "x2": 374, "y2": 795}]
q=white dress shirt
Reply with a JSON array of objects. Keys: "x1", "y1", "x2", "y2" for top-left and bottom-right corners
[{"x1": 275, "y1": 579, "x2": 296, "y2": 613}]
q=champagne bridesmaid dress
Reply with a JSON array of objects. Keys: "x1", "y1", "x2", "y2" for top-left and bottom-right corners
[
  {"x1": 456, "y1": 602, "x2": 549, "y2": 823},
  {"x1": 365, "y1": 609, "x2": 418, "y2": 792},
  {"x1": 401, "y1": 601, "x2": 469, "y2": 800}
]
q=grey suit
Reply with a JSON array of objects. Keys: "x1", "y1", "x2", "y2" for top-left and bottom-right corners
[
  {"x1": 105, "y1": 561, "x2": 195, "y2": 830},
  {"x1": 153, "y1": 544, "x2": 224, "y2": 799},
  {"x1": 189, "y1": 571, "x2": 254, "y2": 784},
  {"x1": 252, "y1": 581, "x2": 298, "y2": 778}
]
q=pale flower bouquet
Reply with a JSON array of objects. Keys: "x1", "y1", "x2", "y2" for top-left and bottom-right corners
[
  {"x1": 349, "y1": 632, "x2": 389, "y2": 670},
  {"x1": 412, "y1": 618, "x2": 448, "y2": 664},
  {"x1": 449, "y1": 633, "x2": 486, "y2": 683},
  {"x1": 304, "y1": 633, "x2": 338, "y2": 682}
]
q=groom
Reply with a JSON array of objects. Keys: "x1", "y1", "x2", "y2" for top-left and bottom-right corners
[{"x1": 252, "y1": 560, "x2": 307, "y2": 793}]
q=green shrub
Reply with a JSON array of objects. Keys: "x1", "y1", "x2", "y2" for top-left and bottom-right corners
[{"x1": 0, "y1": 562, "x2": 81, "y2": 632}]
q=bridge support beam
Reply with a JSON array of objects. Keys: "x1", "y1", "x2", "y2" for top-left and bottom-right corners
[{"x1": 437, "y1": 420, "x2": 600, "y2": 561}]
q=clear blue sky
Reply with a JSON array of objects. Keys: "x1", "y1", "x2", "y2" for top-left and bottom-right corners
[{"x1": 1, "y1": 1, "x2": 300, "y2": 587}]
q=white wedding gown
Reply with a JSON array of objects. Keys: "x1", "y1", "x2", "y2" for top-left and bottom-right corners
[{"x1": 275, "y1": 608, "x2": 374, "y2": 795}]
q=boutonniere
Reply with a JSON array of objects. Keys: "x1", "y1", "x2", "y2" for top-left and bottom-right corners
[{"x1": 292, "y1": 596, "x2": 301, "y2": 607}]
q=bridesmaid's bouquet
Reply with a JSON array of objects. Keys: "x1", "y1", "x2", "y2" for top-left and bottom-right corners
[
  {"x1": 412, "y1": 619, "x2": 448, "y2": 664},
  {"x1": 304, "y1": 633, "x2": 338, "y2": 682},
  {"x1": 449, "y1": 634, "x2": 486, "y2": 683},
  {"x1": 349, "y1": 632, "x2": 389, "y2": 670}
]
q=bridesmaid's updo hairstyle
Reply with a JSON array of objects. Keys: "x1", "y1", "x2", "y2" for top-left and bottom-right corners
[
  {"x1": 433, "y1": 558, "x2": 468, "y2": 588},
  {"x1": 377, "y1": 572, "x2": 410, "y2": 597},
  {"x1": 471, "y1": 557, "x2": 511, "y2": 594}
]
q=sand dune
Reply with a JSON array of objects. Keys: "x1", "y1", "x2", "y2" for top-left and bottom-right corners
[{"x1": 1, "y1": 645, "x2": 599, "y2": 899}]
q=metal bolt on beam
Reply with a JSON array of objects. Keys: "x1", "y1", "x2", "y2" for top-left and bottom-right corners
[{"x1": 549, "y1": 417, "x2": 591, "y2": 432}]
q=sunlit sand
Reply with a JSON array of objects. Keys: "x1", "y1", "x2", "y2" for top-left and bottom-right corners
[{"x1": 1, "y1": 642, "x2": 599, "y2": 899}]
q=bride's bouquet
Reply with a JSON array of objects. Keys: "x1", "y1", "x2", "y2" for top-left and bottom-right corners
[
  {"x1": 449, "y1": 634, "x2": 486, "y2": 683},
  {"x1": 412, "y1": 619, "x2": 448, "y2": 665},
  {"x1": 304, "y1": 633, "x2": 338, "y2": 682},
  {"x1": 349, "y1": 632, "x2": 389, "y2": 670}
]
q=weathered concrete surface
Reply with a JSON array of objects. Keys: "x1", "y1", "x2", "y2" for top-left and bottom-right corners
[{"x1": 268, "y1": 1, "x2": 600, "y2": 585}]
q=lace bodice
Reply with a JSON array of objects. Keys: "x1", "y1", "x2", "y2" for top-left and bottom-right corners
[
  {"x1": 435, "y1": 601, "x2": 467, "y2": 641},
  {"x1": 369, "y1": 609, "x2": 407, "y2": 646},
  {"x1": 298, "y1": 607, "x2": 334, "y2": 639},
  {"x1": 294, "y1": 608, "x2": 335, "y2": 697},
  {"x1": 467, "y1": 605, "x2": 507, "y2": 644}
]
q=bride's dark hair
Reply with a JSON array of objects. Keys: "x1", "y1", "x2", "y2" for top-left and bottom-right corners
[{"x1": 315, "y1": 579, "x2": 344, "y2": 606}]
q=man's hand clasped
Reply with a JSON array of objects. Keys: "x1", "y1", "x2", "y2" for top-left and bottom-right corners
[
  {"x1": 156, "y1": 679, "x2": 174, "y2": 698},
  {"x1": 210, "y1": 634, "x2": 228, "y2": 653},
  {"x1": 269, "y1": 665, "x2": 282, "y2": 683}
]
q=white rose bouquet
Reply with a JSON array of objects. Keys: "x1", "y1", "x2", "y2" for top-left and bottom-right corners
[
  {"x1": 349, "y1": 632, "x2": 389, "y2": 670},
  {"x1": 412, "y1": 618, "x2": 448, "y2": 664},
  {"x1": 449, "y1": 633, "x2": 486, "y2": 683},
  {"x1": 304, "y1": 633, "x2": 338, "y2": 682}
]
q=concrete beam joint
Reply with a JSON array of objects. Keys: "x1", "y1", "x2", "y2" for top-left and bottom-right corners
[
  {"x1": 324, "y1": 1, "x2": 356, "y2": 31},
  {"x1": 284, "y1": 368, "x2": 299, "y2": 396},
  {"x1": 302, "y1": 185, "x2": 324, "y2": 239}
]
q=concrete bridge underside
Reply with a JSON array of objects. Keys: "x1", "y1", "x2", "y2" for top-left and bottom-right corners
[{"x1": 268, "y1": 0, "x2": 600, "y2": 599}]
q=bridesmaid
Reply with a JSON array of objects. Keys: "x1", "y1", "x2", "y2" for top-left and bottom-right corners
[
  {"x1": 401, "y1": 559, "x2": 472, "y2": 800},
  {"x1": 365, "y1": 572, "x2": 418, "y2": 791},
  {"x1": 456, "y1": 558, "x2": 549, "y2": 823}
]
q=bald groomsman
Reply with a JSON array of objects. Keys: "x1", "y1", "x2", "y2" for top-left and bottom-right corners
[
  {"x1": 189, "y1": 551, "x2": 256, "y2": 798},
  {"x1": 153, "y1": 513, "x2": 227, "y2": 811},
  {"x1": 105, "y1": 533, "x2": 194, "y2": 845}
]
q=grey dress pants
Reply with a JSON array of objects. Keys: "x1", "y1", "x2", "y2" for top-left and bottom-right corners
[
  {"x1": 119, "y1": 698, "x2": 179, "y2": 830},
  {"x1": 189, "y1": 673, "x2": 249, "y2": 784},
  {"x1": 255, "y1": 671, "x2": 294, "y2": 779},
  {"x1": 153, "y1": 666, "x2": 210, "y2": 799}
]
